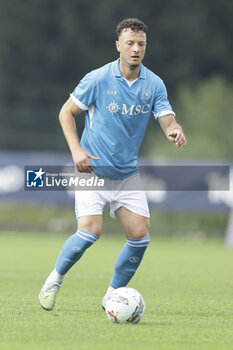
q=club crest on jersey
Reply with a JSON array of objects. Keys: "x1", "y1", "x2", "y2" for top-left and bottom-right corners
[
  {"x1": 107, "y1": 101, "x2": 150, "y2": 116},
  {"x1": 142, "y1": 89, "x2": 152, "y2": 101}
]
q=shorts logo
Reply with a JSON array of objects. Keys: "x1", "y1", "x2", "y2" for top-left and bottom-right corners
[
  {"x1": 129, "y1": 256, "x2": 139, "y2": 263},
  {"x1": 26, "y1": 168, "x2": 45, "y2": 187},
  {"x1": 80, "y1": 200, "x2": 89, "y2": 209},
  {"x1": 142, "y1": 89, "x2": 152, "y2": 101}
]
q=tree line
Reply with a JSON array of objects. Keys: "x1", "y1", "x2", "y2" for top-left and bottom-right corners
[{"x1": 0, "y1": 0, "x2": 232, "y2": 159}]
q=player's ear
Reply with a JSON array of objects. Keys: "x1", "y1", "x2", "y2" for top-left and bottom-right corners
[{"x1": 115, "y1": 40, "x2": 120, "y2": 53}]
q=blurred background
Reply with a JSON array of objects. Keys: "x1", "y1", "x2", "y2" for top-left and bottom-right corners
[{"x1": 0, "y1": 0, "x2": 232, "y2": 242}]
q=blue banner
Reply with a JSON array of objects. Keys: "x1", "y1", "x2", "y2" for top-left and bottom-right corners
[{"x1": 0, "y1": 151, "x2": 232, "y2": 211}]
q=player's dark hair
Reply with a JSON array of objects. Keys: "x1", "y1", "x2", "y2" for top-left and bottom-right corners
[{"x1": 116, "y1": 18, "x2": 148, "y2": 38}]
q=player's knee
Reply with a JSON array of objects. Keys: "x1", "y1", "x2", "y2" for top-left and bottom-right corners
[
  {"x1": 77, "y1": 219, "x2": 102, "y2": 237},
  {"x1": 128, "y1": 219, "x2": 150, "y2": 239},
  {"x1": 80, "y1": 224, "x2": 102, "y2": 237}
]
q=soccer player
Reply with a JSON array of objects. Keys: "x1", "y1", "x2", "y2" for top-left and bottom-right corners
[{"x1": 39, "y1": 18, "x2": 186, "y2": 311}]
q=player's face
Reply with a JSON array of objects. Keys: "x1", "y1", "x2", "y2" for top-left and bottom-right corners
[{"x1": 116, "y1": 29, "x2": 147, "y2": 68}]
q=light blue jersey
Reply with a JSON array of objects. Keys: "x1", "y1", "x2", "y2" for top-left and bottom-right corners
[{"x1": 71, "y1": 59, "x2": 174, "y2": 179}]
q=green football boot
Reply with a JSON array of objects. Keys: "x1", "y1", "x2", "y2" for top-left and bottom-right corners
[{"x1": 39, "y1": 283, "x2": 60, "y2": 311}]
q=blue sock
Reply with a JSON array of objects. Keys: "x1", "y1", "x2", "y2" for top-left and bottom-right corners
[
  {"x1": 110, "y1": 237, "x2": 150, "y2": 288},
  {"x1": 55, "y1": 229, "x2": 99, "y2": 275}
]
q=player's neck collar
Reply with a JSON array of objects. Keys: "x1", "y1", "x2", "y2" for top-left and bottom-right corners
[{"x1": 112, "y1": 59, "x2": 146, "y2": 80}]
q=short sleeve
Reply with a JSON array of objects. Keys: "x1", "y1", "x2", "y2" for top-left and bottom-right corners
[
  {"x1": 152, "y1": 79, "x2": 175, "y2": 119},
  {"x1": 70, "y1": 72, "x2": 96, "y2": 111}
]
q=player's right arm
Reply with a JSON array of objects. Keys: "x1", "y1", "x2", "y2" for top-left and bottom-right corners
[{"x1": 59, "y1": 97, "x2": 99, "y2": 172}]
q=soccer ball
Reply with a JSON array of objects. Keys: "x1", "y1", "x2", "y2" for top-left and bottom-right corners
[{"x1": 105, "y1": 287, "x2": 145, "y2": 324}]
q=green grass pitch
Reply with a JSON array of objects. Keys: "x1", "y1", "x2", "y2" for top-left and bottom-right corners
[{"x1": 0, "y1": 232, "x2": 233, "y2": 350}]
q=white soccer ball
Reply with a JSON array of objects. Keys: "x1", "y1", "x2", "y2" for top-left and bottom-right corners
[{"x1": 105, "y1": 287, "x2": 145, "y2": 324}]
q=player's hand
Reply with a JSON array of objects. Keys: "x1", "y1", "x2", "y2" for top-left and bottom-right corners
[
  {"x1": 72, "y1": 148, "x2": 99, "y2": 173},
  {"x1": 168, "y1": 129, "x2": 187, "y2": 148}
]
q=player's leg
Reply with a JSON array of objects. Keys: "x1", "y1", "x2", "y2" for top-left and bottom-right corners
[
  {"x1": 111, "y1": 207, "x2": 150, "y2": 285},
  {"x1": 39, "y1": 215, "x2": 102, "y2": 311},
  {"x1": 115, "y1": 206, "x2": 150, "y2": 239},
  {"x1": 55, "y1": 215, "x2": 102, "y2": 275},
  {"x1": 102, "y1": 190, "x2": 150, "y2": 308},
  {"x1": 39, "y1": 190, "x2": 105, "y2": 311}
]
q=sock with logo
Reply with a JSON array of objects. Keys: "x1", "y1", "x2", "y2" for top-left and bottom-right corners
[
  {"x1": 109, "y1": 237, "x2": 150, "y2": 288},
  {"x1": 55, "y1": 229, "x2": 99, "y2": 275}
]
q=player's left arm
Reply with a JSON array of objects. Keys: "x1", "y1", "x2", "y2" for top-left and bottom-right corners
[{"x1": 158, "y1": 114, "x2": 187, "y2": 148}]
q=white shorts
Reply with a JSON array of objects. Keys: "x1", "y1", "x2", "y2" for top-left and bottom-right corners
[{"x1": 75, "y1": 173, "x2": 150, "y2": 219}]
